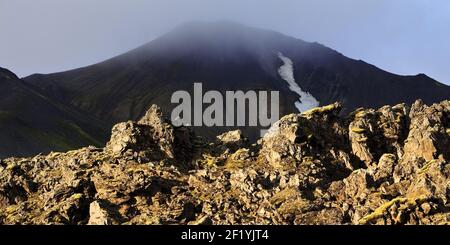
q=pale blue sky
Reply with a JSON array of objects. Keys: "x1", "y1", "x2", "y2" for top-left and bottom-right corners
[{"x1": 1, "y1": 0, "x2": 449, "y2": 84}]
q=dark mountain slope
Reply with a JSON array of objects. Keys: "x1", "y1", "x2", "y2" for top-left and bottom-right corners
[
  {"x1": 0, "y1": 68, "x2": 108, "y2": 158},
  {"x1": 24, "y1": 22, "x2": 450, "y2": 140}
]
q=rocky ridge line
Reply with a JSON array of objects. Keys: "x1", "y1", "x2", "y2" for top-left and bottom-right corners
[{"x1": 1, "y1": 101, "x2": 450, "y2": 225}]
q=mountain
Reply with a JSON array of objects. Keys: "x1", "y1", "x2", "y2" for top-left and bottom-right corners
[
  {"x1": 20, "y1": 21, "x2": 450, "y2": 140},
  {"x1": 1, "y1": 101, "x2": 450, "y2": 224},
  {"x1": 0, "y1": 67, "x2": 108, "y2": 158}
]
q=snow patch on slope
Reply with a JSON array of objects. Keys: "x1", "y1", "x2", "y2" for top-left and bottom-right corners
[{"x1": 277, "y1": 52, "x2": 319, "y2": 112}]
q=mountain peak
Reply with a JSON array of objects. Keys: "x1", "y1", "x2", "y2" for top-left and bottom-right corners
[
  {"x1": 173, "y1": 20, "x2": 251, "y2": 32},
  {"x1": 0, "y1": 67, "x2": 19, "y2": 81},
  {"x1": 21, "y1": 22, "x2": 450, "y2": 151},
  {"x1": 156, "y1": 20, "x2": 285, "y2": 46},
  {"x1": 128, "y1": 21, "x2": 315, "y2": 65}
]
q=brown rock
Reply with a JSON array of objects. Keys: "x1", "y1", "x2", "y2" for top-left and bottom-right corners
[
  {"x1": 88, "y1": 201, "x2": 116, "y2": 225},
  {"x1": 1, "y1": 100, "x2": 450, "y2": 225}
]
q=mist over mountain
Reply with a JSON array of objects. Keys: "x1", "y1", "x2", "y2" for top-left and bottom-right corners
[{"x1": 1, "y1": 21, "x2": 449, "y2": 156}]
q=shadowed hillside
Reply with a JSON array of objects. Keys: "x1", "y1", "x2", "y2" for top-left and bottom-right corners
[{"x1": 0, "y1": 68, "x2": 108, "y2": 158}]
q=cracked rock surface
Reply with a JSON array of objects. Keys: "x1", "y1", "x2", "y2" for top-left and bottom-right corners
[{"x1": 1, "y1": 100, "x2": 450, "y2": 225}]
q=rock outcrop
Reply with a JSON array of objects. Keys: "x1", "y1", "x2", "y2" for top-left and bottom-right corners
[{"x1": 1, "y1": 101, "x2": 450, "y2": 225}]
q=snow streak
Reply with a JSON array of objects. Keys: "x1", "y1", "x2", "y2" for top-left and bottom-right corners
[{"x1": 277, "y1": 52, "x2": 319, "y2": 112}]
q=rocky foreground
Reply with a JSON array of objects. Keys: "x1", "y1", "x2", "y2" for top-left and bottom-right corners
[{"x1": 1, "y1": 100, "x2": 450, "y2": 225}]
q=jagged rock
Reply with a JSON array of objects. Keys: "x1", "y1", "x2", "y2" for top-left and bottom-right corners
[
  {"x1": 216, "y1": 130, "x2": 248, "y2": 150},
  {"x1": 294, "y1": 208, "x2": 344, "y2": 225},
  {"x1": 402, "y1": 100, "x2": 450, "y2": 162},
  {"x1": 138, "y1": 105, "x2": 176, "y2": 159},
  {"x1": 105, "y1": 120, "x2": 171, "y2": 163},
  {"x1": 260, "y1": 114, "x2": 303, "y2": 167},
  {"x1": 372, "y1": 153, "x2": 396, "y2": 184},
  {"x1": 105, "y1": 105, "x2": 194, "y2": 170},
  {"x1": 349, "y1": 103, "x2": 408, "y2": 167},
  {"x1": 343, "y1": 169, "x2": 373, "y2": 200},
  {"x1": 106, "y1": 105, "x2": 176, "y2": 161},
  {"x1": 88, "y1": 201, "x2": 117, "y2": 225},
  {"x1": 260, "y1": 102, "x2": 347, "y2": 170},
  {"x1": 1, "y1": 101, "x2": 450, "y2": 225}
]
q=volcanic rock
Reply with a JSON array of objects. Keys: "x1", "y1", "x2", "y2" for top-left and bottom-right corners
[{"x1": 1, "y1": 100, "x2": 450, "y2": 225}]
